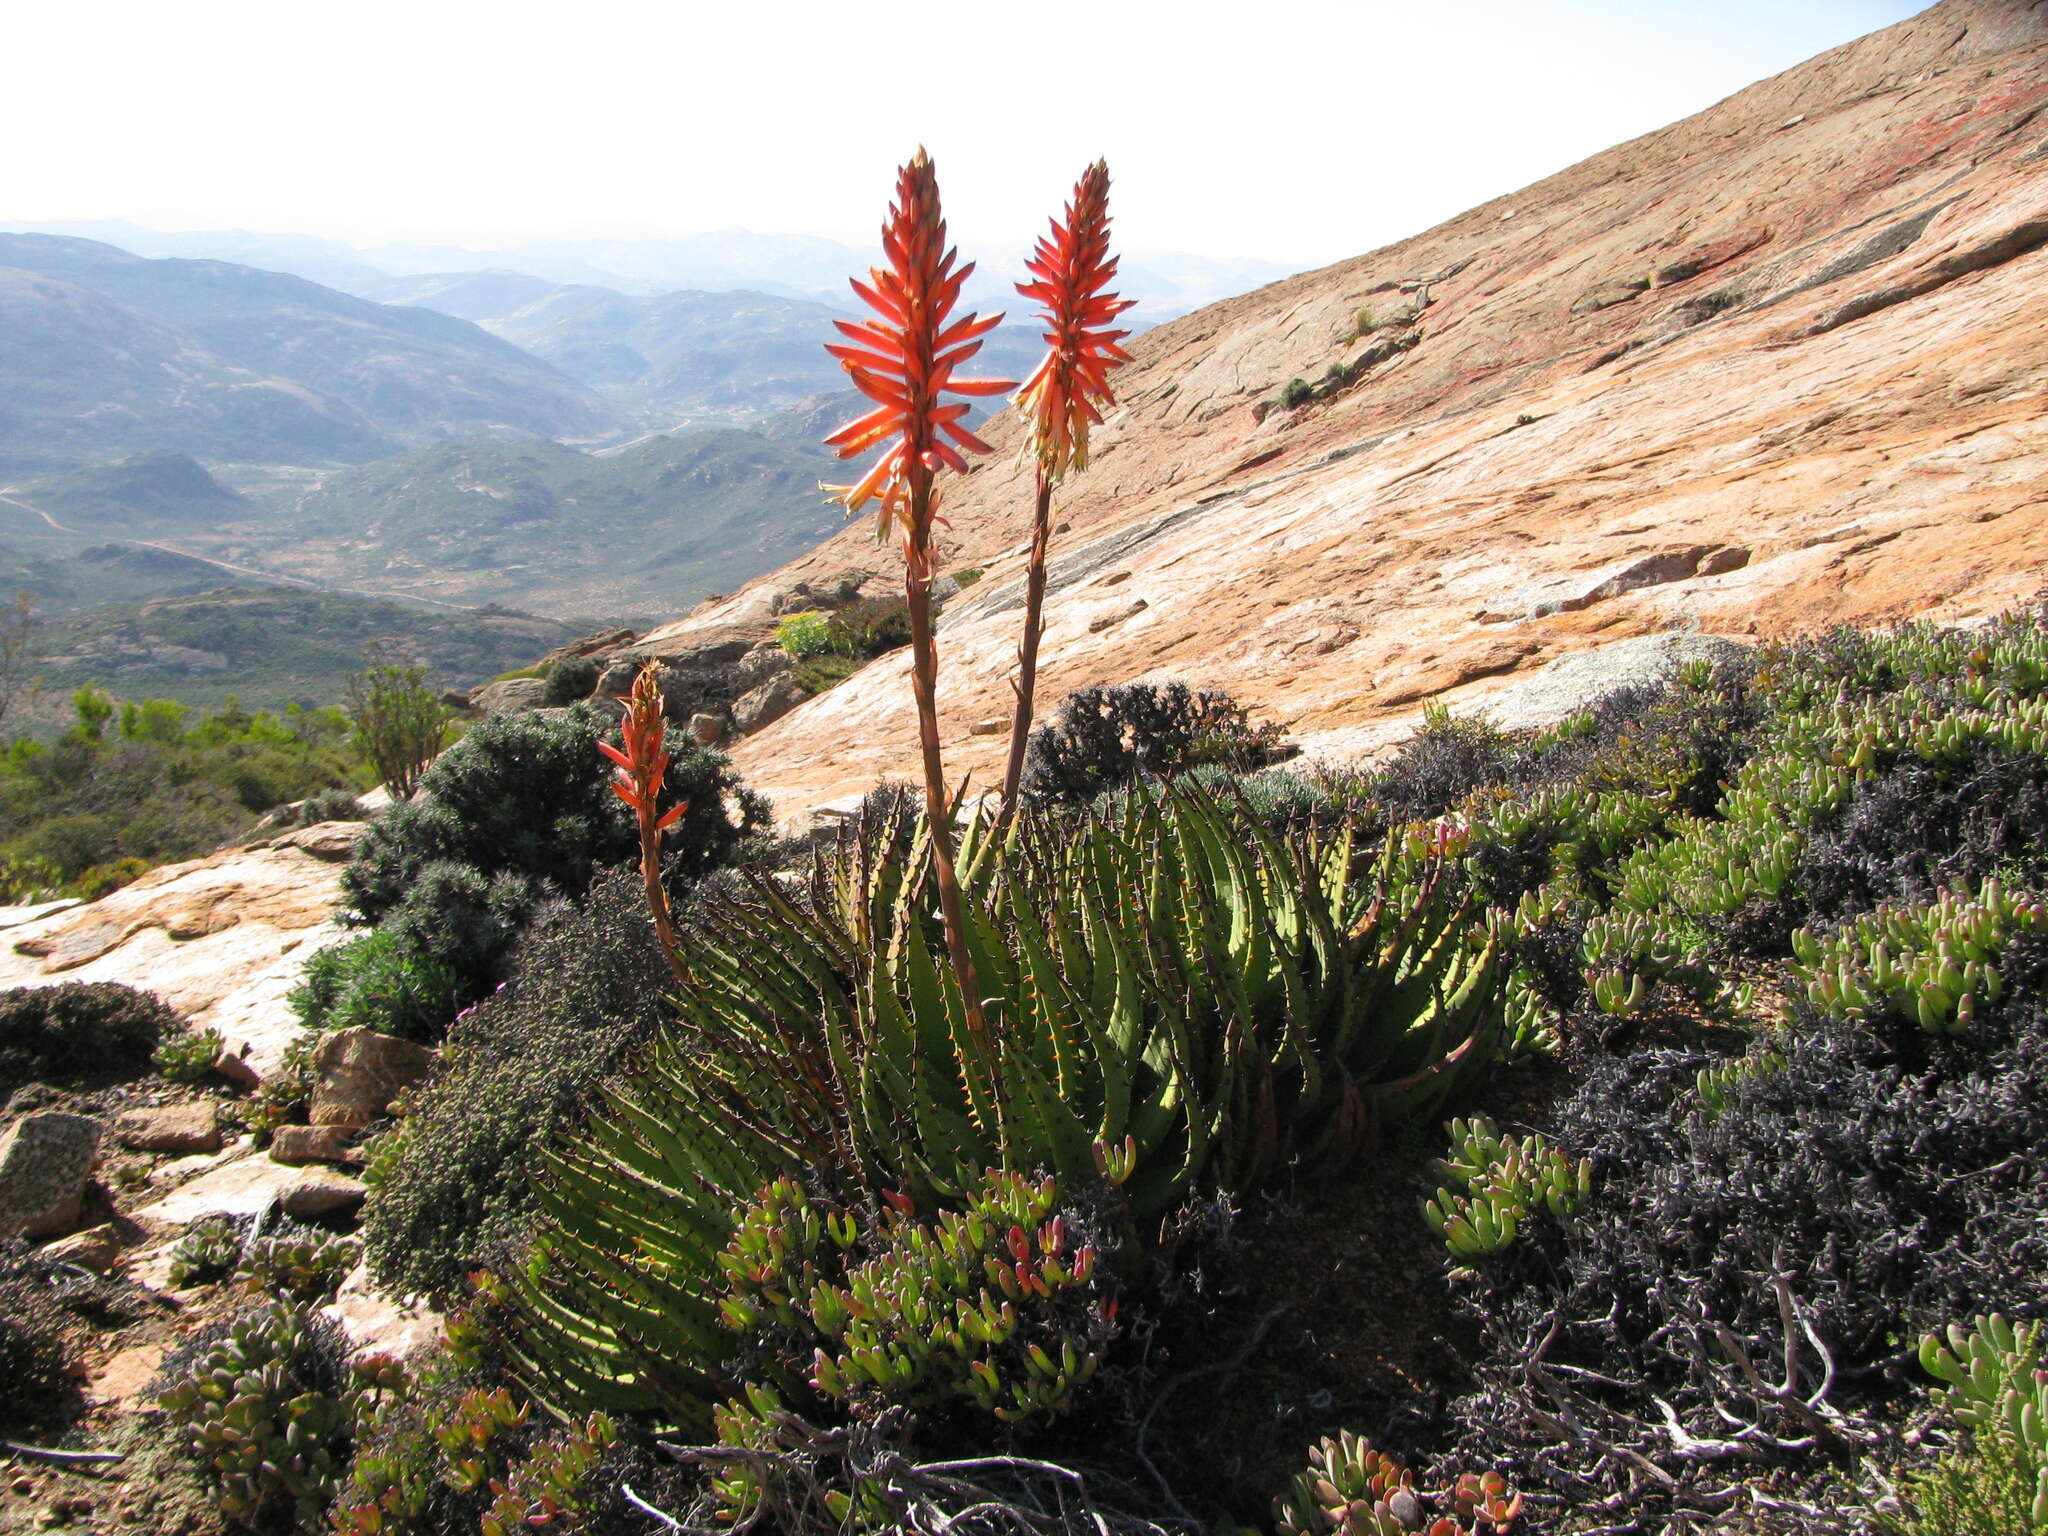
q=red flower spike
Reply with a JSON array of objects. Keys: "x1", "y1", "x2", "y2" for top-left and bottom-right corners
[
  {"x1": 822, "y1": 149, "x2": 1013, "y2": 549},
  {"x1": 608, "y1": 662, "x2": 687, "y2": 983},
  {"x1": 1014, "y1": 160, "x2": 1135, "y2": 480}
]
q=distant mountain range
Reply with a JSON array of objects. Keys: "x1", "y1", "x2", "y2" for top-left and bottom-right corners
[
  {"x1": 2, "y1": 417, "x2": 848, "y2": 627},
  {"x1": 0, "y1": 218, "x2": 1281, "y2": 693},
  {"x1": 23, "y1": 219, "x2": 1297, "y2": 324},
  {"x1": 360, "y1": 273, "x2": 1048, "y2": 433}
]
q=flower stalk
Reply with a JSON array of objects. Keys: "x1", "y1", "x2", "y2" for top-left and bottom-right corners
[
  {"x1": 823, "y1": 150, "x2": 1012, "y2": 1061},
  {"x1": 999, "y1": 161, "x2": 1134, "y2": 812},
  {"x1": 602, "y1": 661, "x2": 689, "y2": 987}
]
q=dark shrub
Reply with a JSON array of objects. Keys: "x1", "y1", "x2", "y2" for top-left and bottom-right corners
[
  {"x1": 336, "y1": 704, "x2": 766, "y2": 1036},
  {"x1": 1798, "y1": 740, "x2": 2048, "y2": 921},
  {"x1": 826, "y1": 595, "x2": 913, "y2": 657},
  {"x1": 1019, "y1": 681, "x2": 1284, "y2": 806},
  {"x1": 0, "y1": 981, "x2": 180, "y2": 1098},
  {"x1": 544, "y1": 654, "x2": 602, "y2": 706},
  {"x1": 0, "y1": 1240, "x2": 75, "y2": 1433},
  {"x1": 296, "y1": 788, "x2": 366, "y2": 824},
  {"x1": 1448, "y1": 995, "x2": 2048, "y2": 1506},
  {"x1": 1368, "y1": 706, "x2": 1512, "y2": 824},
  {"x1": 653, "y1": 660, "x2": 751, "y2": 724},
  {"x1": 359, "y1": 871, "x2": 673, "y2": 1299}
]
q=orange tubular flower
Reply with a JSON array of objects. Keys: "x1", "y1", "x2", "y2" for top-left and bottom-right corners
[
  {"x1": 823, "y1": 148, "x2": 1013, "y2": 557},
  {"x1": 601, "y1": 661, "x2": 687, "y2": 983},
  {"x1": 999, "y1": 161, "x2": 1133, "y2": 812},
  {"x1": 1013, "y1": 160, "x2": 1135, "y2": 480}
]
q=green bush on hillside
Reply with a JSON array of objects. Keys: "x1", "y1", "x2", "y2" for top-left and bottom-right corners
[
  {"x1": 359, "y1": 873, "x2": 674, "y2": 1298},
  {"x1": 331, "y1": 701, "x2": 767, "y2": 1040},
  {"x1": 0, "y1": 688, "x2": 363, "y2": 888}
]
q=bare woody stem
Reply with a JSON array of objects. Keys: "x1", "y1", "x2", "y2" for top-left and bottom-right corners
[
  {"x1": 637, "y1": 800, "x2": 688, "y2": 990},
  {"x1": 903, "y1": 481, "x2": 995, "y2": 1073},
  {"x1": 998, "y1": 468, "x2": 1056, "y2": 813}
]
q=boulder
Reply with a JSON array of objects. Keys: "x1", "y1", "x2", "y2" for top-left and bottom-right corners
[
  {"x1": 470, "y1": 677, "x2": 550, "y2": 716},
  {"x1": 0, "y1": 1112, "x2": 104, "y2": 1239},
  {"x1": 309, "y1": 1028, "x2": 437, "y2": 1130},
  {"x1": 538, "y1": 628, "x2": 637, "y2": 669},
  {"x1": 968, "y1": 719, "x2": 1005, "y2": 736},
  {"x1": 269, "y1": 1124, "x2": 357, "y2": 1166},
  {"x1": 1482, "y1": 634, "x2": 1754, "y2": 733},
  {"x1": 41, "y1": 1223, "x2": 120, "y2": 1273},
  {"x1": 281, "y1": 1170, "x2": 368, "y2": 1221},
  {"x1": 114, "y1": 1102, "x2": 223, "y2": 1156},
  {"x1": 688, "y1": 712, "x2": 726, "y2": 746},
  {"x1": 730, "y1": 677, "x2": 807, "y2": 735},
  {"x1": 737, "y1": 645, "x2": 796, "y2": 682}
]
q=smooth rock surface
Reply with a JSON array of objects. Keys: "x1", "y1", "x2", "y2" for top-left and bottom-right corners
[
  {"x1": 1480, "y1": 634, "x2": 1753, "y2": 732},
  {"x1": 133, "y1": 1142, "x2": 290, "y2": 1224},
  {"x1": 0, "y1": 827, "x2": 365, "y2": 1075},
  {"x1": 624, "y1": 3, "x2": 2048, "y2": 824}
]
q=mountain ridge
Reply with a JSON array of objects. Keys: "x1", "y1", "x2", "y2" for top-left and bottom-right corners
[{"x1": 0, "y1": 233, "x2": 622, "y2": 464}]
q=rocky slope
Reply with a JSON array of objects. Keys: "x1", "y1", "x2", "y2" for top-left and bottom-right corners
[{"x1": 629, "y1": 0, "x2": 2048, "y2": 823}]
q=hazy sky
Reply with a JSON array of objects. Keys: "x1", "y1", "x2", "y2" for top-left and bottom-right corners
[{"x1": 8, "y1": 0, "x2": 1926, "y2": 267}]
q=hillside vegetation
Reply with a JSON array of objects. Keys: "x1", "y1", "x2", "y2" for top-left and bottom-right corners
[
  {"x1": 15, "y1": 606, "x2": 2047, "y2": 1536},
  {"x1": 24, "y1": 588, "x2": 573, "y2": 719},
  {"x1": 216, "y1": 430, "x2": 847, "y2": 622}
]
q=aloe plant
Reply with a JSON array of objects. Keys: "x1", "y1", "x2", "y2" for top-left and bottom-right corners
[{"x1": 506, "y1": 784, "x2": 1511, "y2": 1423}]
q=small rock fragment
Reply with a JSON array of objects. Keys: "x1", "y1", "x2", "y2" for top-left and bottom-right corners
[
  {"x1": 282, "y1": 1170, "x2": 368, "y2": 1221},
  {"x1": 41, "y1": 1222, "x2": 121, "y2": 1273},
  {"x1": 114, "y1": 1102, "x2": 223, "y2": 1156},
  {"x1": 268, "y1": 1124, "x2": 357, "y2": 1166},
  {"x1": 212, "y1": 1046, "x2": 261, "y2": 1090},
  {"x1": 1088, "y1": 599, "x2": 1149, "y2": 634}
]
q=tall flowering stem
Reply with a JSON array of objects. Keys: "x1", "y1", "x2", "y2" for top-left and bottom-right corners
[
  {"x1": 602, "y1": 661, "x2": 689, "y2": 987},
  {"x1": 824, "y1": 150, "x2": 1013, "y2": 1061},
  {"x1": 999, "y1": 161, "x2": 1135, "y2": 811}
]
